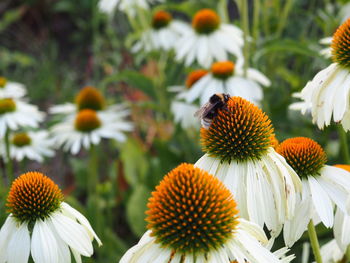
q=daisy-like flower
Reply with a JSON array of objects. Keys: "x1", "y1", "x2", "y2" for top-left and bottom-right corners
[
  {"x1": 186, "y1": 61, "x2": 270, "y2": 105},
  {"x1": 1, "y1": 131, "x2": 55, "y2": 162},
  {"x1": 132, "y1": 10, "x2": 189, "y2": 53},
  {"x1": 175, "y1": 9, "x2": 244, "y2": 67},
  {"x1": 276, "y1": 137, "x2": 350, "y2": 247},
  {"x1": 0, "y1": 171, "x2": 102, "y2": 263},
  {"x1": 0, "y1": 97, "x2": 44, "y2": 137},
  {"x1": 297, "y1": 18, "x2": 350, "y2": 131},
  {"x1": 98, "y1": 0, "x2": 164, "y2": 16},
  {"x1": 194, "y1": 96, "x2": 302, "y2": 236},
  {"x1": 0, "y1": 77, "x2": 26, "y2": 98},
  {"x1": 120, "y1": 163, "x2": 291, "y2": 263},
  {"x1": 51, "y1": 108, "x2": 133, "y2": 154},
  {"x1": 169, "y1": 69, "x2": 208, "y2": 129}
]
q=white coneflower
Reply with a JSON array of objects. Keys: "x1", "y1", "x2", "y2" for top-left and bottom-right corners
[
  {"x1": 297, "y1": 18, "x2": 350, "y2": 131},
  {"x1": 0, "y1": 77, "x2": 26, "y2": 98},
  {"x1": 98, "y1": 0, "x2": 164, "y2": 16},
  {"x1": 194, "y1": 96, "x2": 302, "y2": 236},
  {"x1": 169, "y1": 69, "x2": 208, "y2": 129},
  {"x1": 120, "y1": 163, "x2": 292, "y2": 263},
  {"x1": 186, "y1": 61, "x2": 270, "y2": 105},
  {"x1": 175, "y1": 9, "x2": 244, "y2": 67},
  {"x1": 0, "y1": 172, "x2": 102, "y2": 263},
  {"x1": 132, "y1": 10, "x2": 189, "y2": 53},
  {"x1": 51, "y1": 108, "x2": 133, "y2": 154},
  {"x1": 1, "y1": 131, "x2": 55, "y2": 162},
  {"x1": 0, "y1": 97, "x2": 44, "y2": 137},
  {"x1": 276, "y1": 138, "x2": 350, "y2": 247}
]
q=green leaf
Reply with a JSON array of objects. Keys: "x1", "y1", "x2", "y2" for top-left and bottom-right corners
[{"x1": 126, "y1": 185, "x2": 151, "y2": 237}]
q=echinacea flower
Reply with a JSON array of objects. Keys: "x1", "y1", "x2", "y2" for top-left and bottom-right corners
[
  {"x1": 297, "y1": 18, "x2": 350, "y2": 131},
  {"x1": 169, "y1": 69, "x2": 208, "y2": 129},
  {"x1": 51, "y1": 108, "x2": 133, "y2": 154},
  {"x1": 194, "y1": 96, "x2": 302, "y2": 236},
  {"x1": 276, "y1": 138, "x2": 350, "y2": 246},
  {"x1": 0, "y1": 171, "x2": 101, "y2": 263},
  {"x1": 120, "y1": 163, "x2": 291, "y2": 263},
  {"x1": 132, "y1": 10, "x2": 189, "y2": 53},
  {"x1": 175, "y1": 9, "x2": 244, "y2": 67},
  {"x1": 0, "y1": 97, "x2": 45, "y2": 137},
  {"x1": 1, "y1": 131, "x2": 55, "y2": 162},
  {"x1": 0, "y1": 77, "x2": 26, "y2": 98},
  {"x1": 98, "y1": 0, "x2": 164, "y2": 16},
  {"x1": 186, "y1": 61, "x2": 270, "y2": 105}
]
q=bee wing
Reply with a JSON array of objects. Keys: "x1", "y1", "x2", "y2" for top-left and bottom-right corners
[{"x1": 194, "y1": 102, "x2": 212, "y2": 118}]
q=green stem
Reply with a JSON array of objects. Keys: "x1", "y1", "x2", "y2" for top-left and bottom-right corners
[
  {"x1": 338, "y1": 125, "x2": 350, "y2": 164},
  {"x1": 276, "y1": 0, "x2": 294, "y2": 37},
  {"x1": 4, "y1": 129, "x2": 13, "y2": 185},
  {"x1": 240, "y1": 0, "x2": 250, "y2": 76},
  {"x1": 308, "y1": 220, "x2": 323, "y2": 263}
]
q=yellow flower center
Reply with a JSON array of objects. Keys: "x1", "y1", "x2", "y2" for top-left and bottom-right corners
[
  {"x1": 331, "y1": 18, "x2": 350, "y2": 68},
  {"x1": 276, "y1": 137, "x2": 327, "y2": 178},
  {"x1": 74, "y1": 109, "x2": 101, "y2": 132},
  {"x1": 0, "y1": 98, "x2": 16, "y2": 114},
  {"x1": 211, "y1": 61, "x2": 235, "y2": 80},
  {"x1": 7, "y1": 172, "x2": 63, "y2": 223},
  {"x1": 201, "y1": 96, "x2": 274, "y2": 162},
  {"x1": 185, "y1": 69, "x2": 208, "y2": 88},
  {"x1": 0, "y1": 77, "x2": 7, "y2": 88},
  {"x1": 152, "y1": 10, "x2": 172, "y2": 30},
  {"x1": 12, "y1": 132, "x2": 31, "y2": 147},
  {"x1": 75, "y1": 86, "x2": 105, "y2": 111},
  {"x1": 147, "y1": 163, "x2": 239, "y2": 254},
  {"x1": 334, "y1": 164, "x2": 350, "y2": 172},
  {"x1": 192, "y1": 9, "x2": 220, "y2": 34}
]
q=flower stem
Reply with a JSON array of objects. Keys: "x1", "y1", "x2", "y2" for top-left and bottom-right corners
[
  {"x1": 240, "y1": 0, "x2": 250, "y2": 76},
  {"x1": 338, "y1": 125, "x2": 350, "y2": 164},
  {"x1": 4, "y1": 129, "x2": 13, "y2": 185},
  {"x1": 307, "y1": 220, "x2": 323, "y2": 263}
]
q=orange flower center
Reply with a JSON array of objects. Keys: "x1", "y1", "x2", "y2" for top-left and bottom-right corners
[
  {"x1": 147, "y1": 163, "x2": 239, "y2": 254},
  {"x1": 277, "y1": 137, "x2": 327, "y2": 178},
  {"x1": 75, "y1": 86, "x2": 105, "y2": 111},
  {"x1": 152, "y1": 10, "x2": 172, "y2": 30},
  {"x1": 7, "y1": 172, "x2": 63, "y2": 223},
  {"x1": 331, "y1": 18, "x2": 350, "y2": 68},
  {"x1": 211, "y1": 61, "x2": 235, "y2": 79},
  {"x1": 0, "y1": 77, "x2": 7, "y2": 88},
  {"x1": 0, "y1": 98, "x2": 16, "y2": 114},
  {"x1": 12, "y1": 132, "x2": 31, "y2": 147},
  {"x1": 201, "y1": 96, "x2": 274, "y2": 162},
  {"x1": 74, "y1": 109, "x2": 101, "y2": 132},
  {"x1": 192, "y1": 9, "x2": 220, "y2": 34},
  {"x1": 185, "y1": 69, "x2": 208, "y2": 88}
]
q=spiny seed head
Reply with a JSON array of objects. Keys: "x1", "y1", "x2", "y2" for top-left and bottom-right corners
[
  {"x1": 7, "y1": 172, "x2": 63, "y2": 223},
  {"x1": 201, "y1": 97, "x2": 274, "y2": 163},
  {"x1": 0, "y1": 77, "x2": 7, "y2": 88},
  {"x1": 75, "y1": 86, "x2": 105, "y2": 111},
  {"x1": 192, "y1": 9, "x2": 220, "y2": 34},
  {"x1": 276, "y1": 137, "x2": 327, "y2": 178},
  {"x1": 147, "y1": 163, "x2": 239, "y2": 254},
  {"x1": 185, "y1": 69, "x2": 208, "y2": 88},
  {"x1": 332, "y1": 18, "x2": 350, "y2": 68},
  {"x1": 12, "y1": 132, "x2": 31, "y2": 147},
  {"x1": 211, "y1": 61, "x2": 235, "y2": 80},
  {"x1": 74, "y1": 109, "x2": 101, "y2": 132},
  {"x1": 334, "y1": 164, "x2": 350, "y2": 172},
  {"x1": 152, "y1": 11, "x2": 172, "y2": 30},
  {"x1": 0, "y1": 98, "x2": 16, "y2": 114}
]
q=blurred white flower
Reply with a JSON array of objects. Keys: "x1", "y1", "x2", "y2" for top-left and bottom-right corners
[
  {"x1": 98, "y1": 0, "x2": 164, "y2": 16},
  {"x1": 1, "y1": 131, "x2": 55, "y2": 162},
  {"x1": 0, "y1": 172, "x2": 102, "y2": 263},
  {"x1": 132, "y1": 11, "x2": 189, "y2": 52},
  {"x1": 186, "y1": 61, "x2": 269, "y2": 105},
  {"x1": 175, "y1": 9, "x2": 243, "y2": 67},
  {"x1": 0, "y1": 77, "x2": 26, "y2": 98},
  {"x1": 51, "y1": 108, "x2": 133, "y2": 154}
]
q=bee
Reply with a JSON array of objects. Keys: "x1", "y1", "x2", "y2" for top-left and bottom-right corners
[{"x1": 195, "y1": 93, "x2": 231, "y2": 129}]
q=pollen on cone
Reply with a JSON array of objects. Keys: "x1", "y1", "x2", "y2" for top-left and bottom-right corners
[{"x1": 146, "y1": 163, "x2": 239, "y2": 254}]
